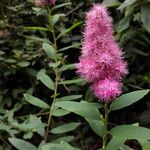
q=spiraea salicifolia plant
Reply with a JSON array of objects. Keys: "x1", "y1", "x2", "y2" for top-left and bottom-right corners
[{"x1": 3, "y1": 1, "x2": 150, "y2": 150}]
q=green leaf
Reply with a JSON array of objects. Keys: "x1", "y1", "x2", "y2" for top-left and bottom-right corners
[
  {"x1": 51, "y1": 14, "x2": 65, "y2": 26},
  {"x1": 106, "y1": 136, "x2": 126, "y2": 150},
  {"x1": 117, "y1": 16, "x2": 131, "y2": 33},
  {"x1": 57, "y1": 22, "x2": 82, "y2": 39},
  {"x1": 42, "y1": 141, "x2": 79, "y2": 150},
  {"x1": 58, "y1": 43, "x2": 81, "y2": 52},
  {"x1": 37, "y1": 70, "x2": 55, "y2": 90},
  {"x1": 9, "y1": 138, "x2": 37, "y2": 150},
  {"x1": 23, "y1": 26, "x2": 49, "y2": 31},
  {"x1": 17, "y1": 61, "x2": 30, "y2": 67},
  {"x1": 58, "y1": 64, "x2": 75, "y2": 72},
  {"x1": 139, "y1": 140, "x2": 150, "y2": 150},
  {"x1": 52, "y1": 2, "x2": 71, "y2": 10},
  {"x1": 118, "y1": 0, "x2": 137, "y2": 10},
  {"x1": 52, "y1": 136, "x2": 75, "y2": 143},
  {"x1": 102, "y1": 0, "x2": 120, "y2": 7},
  {"x1": 0, "y1": 123, "x2": 18, "y2": 136},
  {"x1": 52, "y1": 109, "x2": 70, "y2": 117},
  {"x1": 110, "y1": 90, "x2": 149, "y2": 110},
  {"x1": 141, "y1": 3, "x2": 150, "y2": 33},
  {"x1": 29, "y1": 115, "x2": 45, "y2": 137},
  {"x1": 24, "y1": 94, "x2": 49, "y2": 109},
  {"x1": 86, "y1": 119, "x2": 104, "y2": 137},
  {"x1": 57, "y1": 95, "x2": 82, "y2": 101},
  {"x1": 50, "y1": 122, "x2": 81, "y2": 134},
  {"x1": 55, "y1": 101, "x2": 101, "y2": 120},
  {"x1": 42, "y1": 43, "x2": 56, "y2": 60},
  {"x1": 58, "y1": 79, "x2": 83, "y2": 85},
  {"x1": 110, "y1": 125, "x2": 150, "y2": 140}
]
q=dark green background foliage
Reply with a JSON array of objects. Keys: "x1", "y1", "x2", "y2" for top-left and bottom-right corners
[{"x1": 0, "y1": 0, "x2": 150, "y2": 149}]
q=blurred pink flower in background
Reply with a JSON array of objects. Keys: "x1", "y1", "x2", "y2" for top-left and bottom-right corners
[
  {"x1": 35, "y1": 0, "x2": 56, "y2": 7},
  {"x1": 76, "y1": 4, "x2": 128, "y2": 102}
]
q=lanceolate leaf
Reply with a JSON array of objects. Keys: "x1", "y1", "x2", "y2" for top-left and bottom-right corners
[
  {"x1": 9, "y1": 138, "x2": 38, "y2": 150},
  {"x1": 110, "y1": 125, "x2": 150, "y2": 140},
  {"x1": 110, "y1": 90, "x2": 149, "y2": 110},
  {"x1": 57, "y1": 95, "x2": 82, "y2": 101},
  {"x1": 24, "y1": 94, "x2": 49, "y2": 109},
  {"x1": 37, "y1": 70, "x2": 55, "y2": 90},
  {"x1": 50, "y1": 122, "x2": 81, "y2": 134},
  {"x1": 42, "y1": 43, "x2": 56, "y2": 60}
]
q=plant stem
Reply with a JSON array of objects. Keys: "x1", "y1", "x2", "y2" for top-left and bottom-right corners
[
  {"x1": 102, "y1": 103, "x2": 109, "y2": 149},
  {"x1": 45, "y1": 69, "x2": 58, "y2": 142},
  {"x1": 45, "y1": 7, "x2": 59, "y2": 142}
]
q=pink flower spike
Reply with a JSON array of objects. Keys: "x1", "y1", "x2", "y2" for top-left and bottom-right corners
[{"x1": 92, "y1": 79, "x2": 122, "y2": 102}]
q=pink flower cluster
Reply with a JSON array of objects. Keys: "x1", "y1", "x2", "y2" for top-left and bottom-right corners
[
  {"x1": 76, "y1": 4, "x2": 128, "y2": 102},
  {"x1": 35, "y1": 0, "x2": 56, "y2": 7}
]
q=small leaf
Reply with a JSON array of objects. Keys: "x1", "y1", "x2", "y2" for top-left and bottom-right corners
[
  {"x1": 23, "y1": 26, "x2": 49, "y2": 31},
  {"x1": 42, "y1": 43, "x2": 56, "y2": 60},
  {"x1": 58, "y1": 43, "x2": 81, "y2": 52},
  {"x1": 17, "y1": 61, "x2": 30, "y2": 67},
  {"x1": 110, "y1": 90, "x2": 149, "y2": 110},
  {"x1": 37, "y1": 70, "x2": 54, "y2": 90},
  {"x1": 102, "y1": 0, "x2": 120, "y2": 7},
  {"x1": 50, "y1": 122, "x2": 81, "y2": 134},
  {"x1": 58, "y1": 64, "x2": 75, "y2": 72},
  {"x1": 29, "y1": 115, "x2": 45, "y2": 137},
  {"x1": 141, "y1": 3, "x2": 150, "y2": 33},
  {"x1": 52, "y1": 14, "x2": 65, "y2": 25},
  {"x1": 52, "y1": 136, "x2": 75, "y2": 143},
  {"x1": 57, "y1": 95, "x2": 82, "y2": 101},
  {"x1": 9, "y1": 138, "x2": 37, "y2": 150},
  {"x1": 24, "y1": 94, "x2": 49, "y2": 109},
  {"x1": 57, "y1": 22, "x2": 82, "y2": 39},
  {"x1": 58, "y1": 79, "x2": 83, "y2": 85}
]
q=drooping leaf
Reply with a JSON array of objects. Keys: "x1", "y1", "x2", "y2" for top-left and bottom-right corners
[
  {"x1": 24, "y1": 94, "x2": 49, "y2": 109},
  {"x1": 110, "y1": 90, "x2": 149, "y2": 110},
  {"x1": 86, "y1": 119, "x2": 104, "y2": 137},
  {"x1": 37, "y1": 70, "x2": 55, "y2": 90},
  {"x1": 42, "y1": 43, "x2": 56, "y2": 60}
]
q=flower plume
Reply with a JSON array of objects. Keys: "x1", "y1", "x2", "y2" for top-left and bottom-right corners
[{"x1": 76, "y1": 4, "x2": 128, "y2": 102}]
